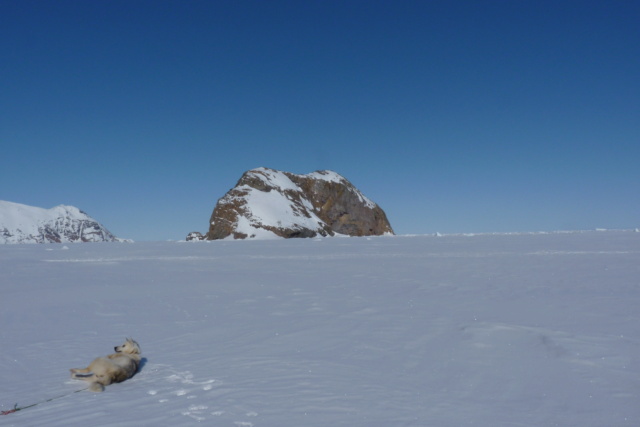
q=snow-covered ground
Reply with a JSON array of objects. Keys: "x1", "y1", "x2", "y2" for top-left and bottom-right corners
[{"x1": 1, "y1": 231, "x2": 639, "y2": 426}]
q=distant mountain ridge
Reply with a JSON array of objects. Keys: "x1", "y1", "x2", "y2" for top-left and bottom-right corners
[
  {"x1": 0, "y1": 200, "x2": 124, "y2": 244},
  {"x1": 198, "y1": 167, "x2": 394, "y2": 240}
]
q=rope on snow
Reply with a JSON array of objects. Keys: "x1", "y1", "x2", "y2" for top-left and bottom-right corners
[{"x1": 1, "y1": 387, "x2": 88, "y2": 416}]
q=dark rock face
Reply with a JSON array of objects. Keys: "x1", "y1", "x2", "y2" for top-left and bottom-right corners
[
  {"x1": 290, "y1": 172, "x2": 392, "y2": 237},
  {"x1": 185, "y1": 231, "x2": 205, "y2": 241},
  {"x1": 41, "y1": 212, "x2": 117, "y2": 243},
  {"x1": 202, "y1": 168, "x2": 394, "y2": 240}
]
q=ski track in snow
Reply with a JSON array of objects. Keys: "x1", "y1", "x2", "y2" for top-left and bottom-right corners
[{"x1": 1, "y1": 231, "x2": 639, "y2": 426}]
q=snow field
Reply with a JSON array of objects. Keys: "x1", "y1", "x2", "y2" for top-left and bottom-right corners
[{"x1": 1, "y1": 231, "x2": 639, "y2": 426}]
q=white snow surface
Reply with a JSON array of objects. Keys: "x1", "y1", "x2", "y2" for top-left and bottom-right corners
[
  {"x1": 1, "y1": 231, "x2": 639, "y2": 426},
  {"x1": 0, "y1": 200, "x2": 120, "y2": 244},
  {"x1": 231, "y1": 185, "x2": 323, "y2": 239}
]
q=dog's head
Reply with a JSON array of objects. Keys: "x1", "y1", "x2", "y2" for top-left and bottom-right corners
[{"x1": 114, "y1": 338, "x2": 141, "y2": 355}]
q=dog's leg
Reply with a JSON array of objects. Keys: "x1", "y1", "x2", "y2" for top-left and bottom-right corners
[{"x1": 88, "y1": 382, "x2": 105, "y2": 392}]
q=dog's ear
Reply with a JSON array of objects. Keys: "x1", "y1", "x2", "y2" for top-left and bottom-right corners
[{"x1": 126, "y1": 338, "x2": 141, "y2": 354}]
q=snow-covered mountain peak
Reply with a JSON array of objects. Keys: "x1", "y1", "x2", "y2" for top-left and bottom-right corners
[{"x1": 0, "y1": 200, "x2": 125, "y2": 244}]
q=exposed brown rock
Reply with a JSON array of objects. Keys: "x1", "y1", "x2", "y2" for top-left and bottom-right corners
[{"x1": 200, "y1": 168, "x2": 394, "y2": 240}]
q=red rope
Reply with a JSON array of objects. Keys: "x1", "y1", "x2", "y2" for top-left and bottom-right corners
[{"x1": 1, "y1": 405, "x2": 19, "y2": 415}]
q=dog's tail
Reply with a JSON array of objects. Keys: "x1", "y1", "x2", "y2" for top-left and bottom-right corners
[
  {"x1": 71, "y1": 372, "x2": 94, "y2": 379},
  {"x1": 88, "y1": 382, "x2": 105, "y2": 392}
]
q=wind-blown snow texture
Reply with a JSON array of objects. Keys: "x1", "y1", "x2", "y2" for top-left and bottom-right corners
[
  {"x1": 0, "y1": 200, "x2": 121, "y2": 244},
  {"x1": 1, "y1": 231, "x2": 639, "y2": 426}
]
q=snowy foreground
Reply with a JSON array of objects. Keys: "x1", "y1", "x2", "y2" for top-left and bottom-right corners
[{"x1": 1, "y1": 232, "x2": 639, "y2": 426}]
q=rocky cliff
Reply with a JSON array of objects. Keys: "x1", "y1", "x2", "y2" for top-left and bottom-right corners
[
  {"x1": 202, "y1": 168, "x2": 394, "y2": 240},
  {"x1": 0, "y1": 200, "x2": 124, "y2": 244}
]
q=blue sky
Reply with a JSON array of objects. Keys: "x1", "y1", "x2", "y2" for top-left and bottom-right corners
[{"x1": 2, "y1": 0, "x2": 638, "y2": 241}]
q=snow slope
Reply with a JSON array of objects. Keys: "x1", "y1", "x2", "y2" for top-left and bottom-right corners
[
  {"x1": 1, "y1": 231, "x2": 639, "y2": 426},
  {"x1": 0, "y1": 200, "x2": 122, "y2": 244}
]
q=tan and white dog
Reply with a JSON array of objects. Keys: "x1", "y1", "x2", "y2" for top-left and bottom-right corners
[{"x1": 70, "y1": 338, "x2": 142, "y2": 392}]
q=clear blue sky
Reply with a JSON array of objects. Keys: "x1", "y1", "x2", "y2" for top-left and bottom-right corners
[{"x1": 2, "y1": 0, "x2": 638, "y2": 241}]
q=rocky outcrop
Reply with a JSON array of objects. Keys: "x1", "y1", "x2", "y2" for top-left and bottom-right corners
[
  {"x1": 201, "y1": 168, "x2": 394, "y2": 240},
  {"x1": 185, "y1": 231, "x2": 205, "y2": 241},
  {"x1": 0, "y1": 200, "x2": 124, "y2": 244}
]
